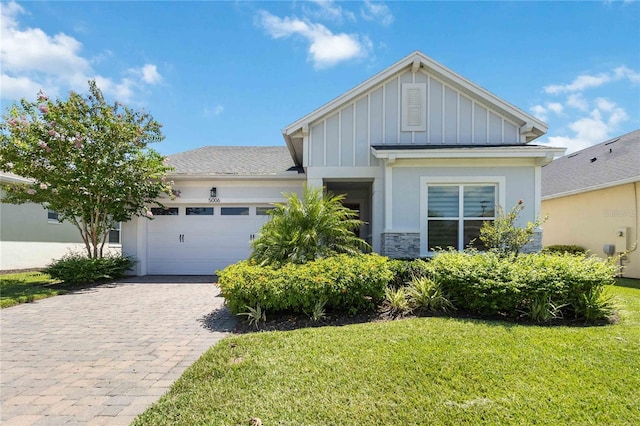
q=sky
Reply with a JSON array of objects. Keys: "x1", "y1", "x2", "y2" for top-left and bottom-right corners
[{"x1": 1, "y1": 0, "x2": 639, "y2": 156}]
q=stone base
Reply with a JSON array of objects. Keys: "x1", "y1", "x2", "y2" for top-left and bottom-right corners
[
  {"x1": 381, "y1": 232, "x2": 420, "y2": 258},
  {"x1": 521, "y1": 228, "x2": 543, "y2": 254}
]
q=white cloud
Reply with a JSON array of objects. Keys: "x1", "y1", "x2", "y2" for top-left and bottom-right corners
[
  {"x1": 566, "y1": 93, "x2": 589, "y2": 111},
  {"x1": 257, "y1": 10, "x2": 371, "y2": 69},
  {"x1": 530, "y1": 104, "x2": 549, "y2": 122},
  {"x1": 0, "y1": 74, "x2": 43, "y2": 100},
  {"x1": 546, "y1": 102, "x2": 563, "y2": 114},
  {"x1": 204, "y1": 104, "x2": 224, "y2": 117},
  {"x1": 544, "y1": 65, "x2": 640, "y2": 94},
  {"x1": 546, "y1": 100, "x2": 629, "y2": 154},
  {"x1": 530, "y1": 102, "x2": 563, "y2": 122},
  {"x1": 613, "y1": 65, "x2": 640, "y2": 82},
  {"x1": 0, "y1": 1, "x2": 162, "y2": 103},
  {"x1": 305, "y1": 0, "x2": 356, "y2": 23},
  {"x1": 140, "y1": 64, "x2": 162, "y2": 85},
  {"x1": 536, "y1": 64, "x2": 637, "y2": 154},
  {"x1": 361, "y1": 1, "x2": 394, "y2": 26}
]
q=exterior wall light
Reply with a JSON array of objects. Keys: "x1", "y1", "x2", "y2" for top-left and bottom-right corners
[{"x1": 210, "y1": 187, "x2": 217, "y2": 198}]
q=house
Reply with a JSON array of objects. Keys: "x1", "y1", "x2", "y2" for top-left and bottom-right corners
[
  {"x1": 542, "y1": 129, "x2": 640, "y2": 278},
  {"x1": 122, "y1": 51, "x2": 564, "y2": 276},
  {"x1": 0, "y1": 172, "x2": 99, "y2": 271}
]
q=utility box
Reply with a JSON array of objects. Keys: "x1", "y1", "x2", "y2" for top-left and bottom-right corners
[
  {"x1": 603, "y1": 244, "x2": 616, "y2": 256},
  {"x1": 617, "y1": 227, "x2": 631, "y2": 251}
]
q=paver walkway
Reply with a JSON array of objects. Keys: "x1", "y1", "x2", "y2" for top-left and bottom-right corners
[{"x1": 0, "y1": 276, "x2": 235, "y2": 425}]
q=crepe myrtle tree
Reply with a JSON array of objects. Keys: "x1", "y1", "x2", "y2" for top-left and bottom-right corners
[{"x1": 0, "y1": 80, "x2": 173, "y2": 258}]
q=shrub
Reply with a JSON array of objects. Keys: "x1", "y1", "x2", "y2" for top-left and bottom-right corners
[
  {"x1": 387, "y1": 259, "x2": 433, "y2": 288},
  {"x1": 218, "y1": 254, "x2": 392, "y2": 315},
  {"x1": 250, "y1": 186, "x2": 370, "y2": 266},
  {"x1": 479, "y1": 201, "x2": 546, "y2": 258},
  {"x1": 44, "y1": 253, "x2": 136, "y2": 285},
  {"x1": 380, "y1": 287, "x2": 411, "y2": 319},
  {"x1": 407, "y1": 276, "x2": 454, "y2": 313},
  {"x1": 542, "y1": 245, "x2": 587, "y2": 255},
  {"x1": 430, "y1": 250, "x2": 618, "y2": 322}
]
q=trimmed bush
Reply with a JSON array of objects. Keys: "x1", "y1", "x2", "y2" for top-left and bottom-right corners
[
  {"x1": 542, "y1": 245, "x2": 587, "y2": 255},
  {"x1": 45, "y1": 253, "x2": 136, "y2": 285},
  {"x1": 430, "y1": 250, "x2": 618, "y2": 322},
  {"x1": 218, "y1": 254, "x2": 392, "y2": 315},
  {"x1": 387, "y1": 259, "x2": 433, "y2": 288}
]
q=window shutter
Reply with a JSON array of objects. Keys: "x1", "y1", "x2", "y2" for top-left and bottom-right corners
[{"x1": 402, "y1": 83, "x2": 426, "y2": 132}]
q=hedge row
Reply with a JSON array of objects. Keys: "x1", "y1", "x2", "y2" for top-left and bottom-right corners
[
  {"x1": 219, "y1": 251, "x2": 618, "y2": 323},
  {"x1": 430, "y1": 250, "x2": 617, "y2": 320},
  {"x1": 218, "y1": 254, "x2": 393, "y2": 314}
]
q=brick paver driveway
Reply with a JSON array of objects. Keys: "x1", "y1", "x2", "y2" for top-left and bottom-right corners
[{"x1": 0, "y1": 276, "x2": 235, "y2": 425}]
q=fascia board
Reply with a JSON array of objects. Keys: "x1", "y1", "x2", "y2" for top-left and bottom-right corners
[
  {"x1": 0, "y1": 172, "x2": 32, "y2": 184},
  {"x1": 371, "y1": 146, "x2": 566, "y2": 160}
]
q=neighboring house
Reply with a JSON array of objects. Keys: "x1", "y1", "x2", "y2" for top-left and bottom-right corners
[
  {"x1": 1, "y1": 172, "x2": 122, "y2": 271},
  {"x1": 122, "y1": 51, "x2": 563, "y2": 276},
  {"x1": 542, "y1": 129, "x2": 640, "y2": 278},
  {"x1": 0, "y1": 173, "x2": 80, "y2": 270}
]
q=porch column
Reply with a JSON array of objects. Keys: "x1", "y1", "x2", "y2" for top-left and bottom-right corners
[{"x1": 371, "y1": 177, "x2": 384, "y2": 253}]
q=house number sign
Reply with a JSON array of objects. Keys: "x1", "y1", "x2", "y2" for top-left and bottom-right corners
[{"x1": 208, "y1": 197, "x2": 221, "y2": 203}]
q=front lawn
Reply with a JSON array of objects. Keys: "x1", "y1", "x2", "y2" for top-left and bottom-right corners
[
  {"x1": 0, "y1": 271, "x2": 63, "y2": 308},
  {"x1": 134, "y1": 283, "x2": 640, "y2": 425}
]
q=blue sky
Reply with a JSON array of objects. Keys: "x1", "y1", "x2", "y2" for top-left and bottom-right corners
[{"x1": 1, "y1": 0, "x2": 638, "y2": 155}]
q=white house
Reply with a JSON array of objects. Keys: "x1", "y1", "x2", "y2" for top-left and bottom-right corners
[
  {"x1": 122, "y1": 51, "x2": 564, "y2": 276},
  {"x1": 0, "y1": 172, "x2": 101, "y2": 271}
]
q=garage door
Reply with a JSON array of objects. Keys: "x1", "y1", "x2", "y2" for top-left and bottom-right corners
[{"x1": 147, "y1": 206, "x2": 271, "y2": 275}]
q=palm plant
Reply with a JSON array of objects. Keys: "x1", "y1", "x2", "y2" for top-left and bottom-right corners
[{"x1": 250, "y1": 186, "x2": 370, "y2": 266}]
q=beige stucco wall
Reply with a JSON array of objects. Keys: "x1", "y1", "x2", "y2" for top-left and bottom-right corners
[{"x1": 542, "y1": 182, "x2": 640, "y2": 279}]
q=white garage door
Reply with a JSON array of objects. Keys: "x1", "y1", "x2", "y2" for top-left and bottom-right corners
[{"x1": 147, "y1": 206, "x2": 271, "y2": 275}]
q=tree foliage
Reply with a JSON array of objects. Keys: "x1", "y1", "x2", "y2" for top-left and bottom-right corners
[
  {"x1": 250, "y1": 186, "x2": 371, "y2": 266},
  {"x1": 0, "y1": 81, "x2": 172, "y2": 258},
  {"x1": 478, "y1": 200, "x2": 546, "y2": 258}
]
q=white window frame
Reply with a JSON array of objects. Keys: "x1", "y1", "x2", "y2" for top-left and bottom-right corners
[{"x1": 420, "y1": 176, "x2": 505, "y2": 256}]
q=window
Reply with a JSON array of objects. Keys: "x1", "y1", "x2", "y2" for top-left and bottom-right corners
[
  {"x1": 186, "y1": 207, "x2": 214, "y2": 216},
  {"x1": 426, "y1": 185, "x2": 496, "y2": 251},
  {"x1": 221, "y1": 207, "x2": 250, "y2": 216},
  {"x1": 109, "y1": 222, "x2": 121, "y2": 244},
  {"x1": 151, "y1": 207, "x2": 179, "y2": 215},
  {"x1": 48, "y1": 210, "x2": 60, "y2": 222},
  {"x1": 256, "y1": 207, "x2": 275, "y2": 215}
]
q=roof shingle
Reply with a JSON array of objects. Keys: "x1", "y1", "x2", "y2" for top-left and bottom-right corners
[
  {"x1": 542, "y1": 129, "x2": 640, "y2": 198},
  {"x1": 167, "y1": 146, "x2": 299, "y2": 177}
]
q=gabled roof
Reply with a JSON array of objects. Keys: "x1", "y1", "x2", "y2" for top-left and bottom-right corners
[
  {"x1": 167, "y1": 146, "x2": 303, "y2": 178},
  {"x1": 542, "y1": 129, "x2": 640, "y2": 199},
  {"x1": 283, "y1": 51, "x2": 548, "y2": 163}
]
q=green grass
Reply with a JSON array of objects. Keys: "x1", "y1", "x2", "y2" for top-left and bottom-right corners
[
  {"x1": 0, "y1": 271, "x2": 64, "y2": 308},
  {"x1": 616, "y1": 277, "x2": 640, "y2": 289},
  {"x1": 134, "y1": 283, "x2": 640, "y2": 426}
]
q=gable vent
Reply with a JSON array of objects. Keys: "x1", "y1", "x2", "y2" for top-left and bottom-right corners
[{"x1": 402, "y1": 83, "x2": 426, "y2": 132}]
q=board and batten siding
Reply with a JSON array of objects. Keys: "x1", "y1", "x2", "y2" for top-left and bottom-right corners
[{"x1": 307, "y1": 70, "x2": 520, "y2": 168}]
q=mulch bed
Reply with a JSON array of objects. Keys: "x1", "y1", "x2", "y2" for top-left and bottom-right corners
[{"x1": 232, "y1": 308, "x2": 615, "y2": 334}]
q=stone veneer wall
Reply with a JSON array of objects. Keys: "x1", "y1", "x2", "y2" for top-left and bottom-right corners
[
  {"x1": 381, "y1": 233, "x2": 420, "y2": 259},
  {"x1": 520, "y1": 228, "x2": 543, "y2": 254},
  {"x1": 381, "y1": 228, "x2": 543, "y2": 258}
]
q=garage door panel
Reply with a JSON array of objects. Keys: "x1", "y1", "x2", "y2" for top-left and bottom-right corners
[{"x1": 146, "y1": 212, "x2": 266, "y2": 275}]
